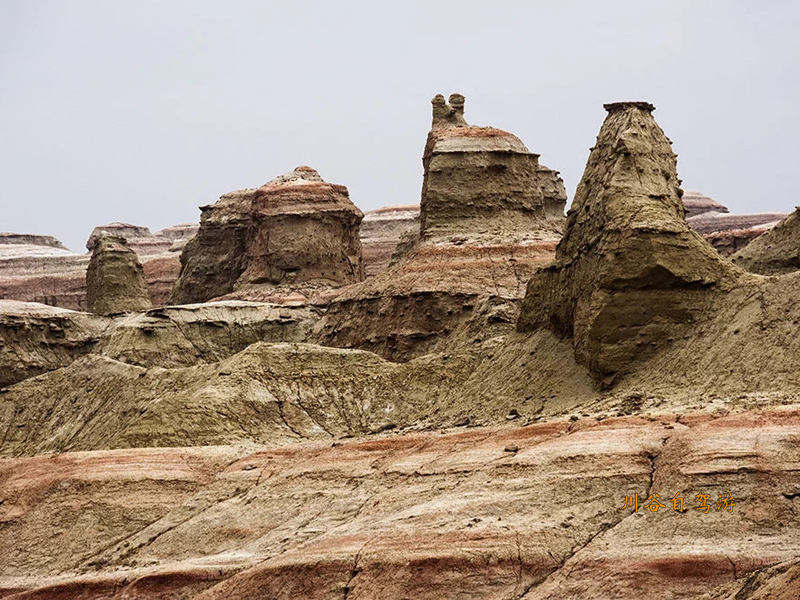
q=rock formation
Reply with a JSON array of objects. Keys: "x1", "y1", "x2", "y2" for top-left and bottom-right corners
[
  {"x1": 170, "y1": 167, "x2": 363, "y2": 305},
  {"x1": 0, "y1": 232, "x2": 70, "y2": 250},
  {"x1": 0, "y1": 224, "x2": 197, "y2": 310},
  {"x1": 359, "y1": 205, "x2": 419, "y2": 277},
  {"x1": 98, "y1": 301, "x2": 321, "y2": 368},
  {"x1": 0, "y1": 300, "x2": 106, "y2": 388},
  {"x1": 681, "y1": 190, "x2": 729, "y2": 217},
  {"x1": 518, "y1": 102, "x2": 734, "y2": 382},
  {"x1": 86, "y1": 234, "x2": 152, "y2": 315},
  {"x1": 5, "y1": 96, "x2": 800, "y2": 600},
  {"x1": 731, "y1": 208, "x2": 800, "y2": 274},
  {"x1": 317, "y1": 94, "x2": 566, "y2": 360},
  {"x1": 673, "y1": 191, "x2": 785, "y2": 256},
  {"x1": 420, "y1": 94, "x2": 564, "y2": 240}
]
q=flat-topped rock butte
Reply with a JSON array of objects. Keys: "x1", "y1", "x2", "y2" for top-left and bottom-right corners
[{"x1": 1, "y1": 96, "x2": 800, "y2": 599}]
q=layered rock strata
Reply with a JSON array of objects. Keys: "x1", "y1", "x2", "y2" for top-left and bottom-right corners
[
  {"x1": 1, "y1": 408, "x2": 799, "y2": 598},
  {"x1": 98, "y1": 301, "x2": 321, "y2": 368},
  {"x1": 87, "y1": 223, "x2": 198, "y2": 256},
  {"x1": 359, "y1": 205, "x2": 419, "y2": 277},
  {"x1": 86, "y1": 234, "x2": 152, "y2": 315},
  {"x1": 0, "y1": 224, "x2": 197, "y2": 310},
  {"x1": 519, "y1": 101, "x2": 735, "y2": 382},
  {"x1": 681, "y1": 190, "x2": 729, "y2": 217},
  {"x1": 170, "y1": 167, "x2": 363, "y2": 305},
  {"x1": 678, "y1": 192, "x2": 785, "y2": 256},
  {"x1": 317, "y1": 94, "x2": 566, "y2": 360},
  {"x1": 731, "y1": 208, "x2": 800, "y2": 275},
  {"x1": 0, "y1": 233, "x2": 69, "y2": 250},
  {"x1": 0, "y1": 300, "x2": 107, "y2": 388}
]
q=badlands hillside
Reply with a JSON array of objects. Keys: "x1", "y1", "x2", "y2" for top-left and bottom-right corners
[{"x1": 1, "y1": 96, "x2": 799, "y2": 599}]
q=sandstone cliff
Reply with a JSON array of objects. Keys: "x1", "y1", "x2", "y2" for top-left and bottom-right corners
[{"x1": 86, "y1": 234, "x2": 152, "y2": 315}]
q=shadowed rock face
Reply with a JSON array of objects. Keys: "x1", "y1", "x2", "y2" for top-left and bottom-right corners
[
  {"x1": 519, "y1": 101, "x2": 734, "y2": 381},
  {"x1": 86, "y1": 234, "x2": 152, "y2": 315},
  {"x1": 731, "y1": 208, "x2": 800, "y2": 275},
  {"x1": 170, "y1": 167, "x2": 363, "y2": 305}
]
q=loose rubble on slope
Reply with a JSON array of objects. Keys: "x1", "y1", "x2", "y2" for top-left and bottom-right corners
[{"x1": 1, "y1": 96, "x2": 800, "y2": 599}]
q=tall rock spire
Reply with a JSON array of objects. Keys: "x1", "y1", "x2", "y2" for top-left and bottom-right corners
[{"x1": 519, "y1": 101, "x2": 733, "y2": 383}]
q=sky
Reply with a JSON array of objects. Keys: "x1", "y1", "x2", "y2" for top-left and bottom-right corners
[{"x1": 1, "y1": 1, "x2": 799, "y2": 252}]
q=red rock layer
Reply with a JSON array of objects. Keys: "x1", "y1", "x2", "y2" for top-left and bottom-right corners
[{"x1": 1, "y1": 409, "x2": 798, "y2": 598}]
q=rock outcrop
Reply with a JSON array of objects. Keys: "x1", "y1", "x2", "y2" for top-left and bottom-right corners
[
  {"x1": 170, "y1": 167, "x2": 363, "y2": 305},
  {"x1": 317, "y1": 94, "x2": 565, "y2": 360},
  {"x1": 86, "y1": 234, "x2": 152, "y2": 315},
  {"x1": 730, "y1": 208, "x2": 800, "y2": 275},
  {"x1": 359, "y1": 205, "x2": 419, "y2": 277},
  {"x1": 0, "y1": 233, "x2": 69, "y2": 250},
  {"x1": 0, "y1": 300, "x2": 107, "y2": 388},
  {"x1": 681, "y1": 190, "x2": 729, "y2": 217},
  {"x1": 0, "y1": 224, "x2": 197, "y2": 311},
  {"x1": 420, "y1": 94, "x2": 564, "y2": 240},
  {"x1": 676, "y1": 192, "x2": 785, "y2": 256},
  {"x1": 2, "y1": 407, "x2": 799, "y2": 598},
  {"x1": 519, "y1": 102, "x2": 734, "y2": 382},
  {"x1": 5, "y1": 95, "x2": 800, "y2": 600},
  {"x1": 98, "y1": 301, "x2": 321, "y2": 368}
]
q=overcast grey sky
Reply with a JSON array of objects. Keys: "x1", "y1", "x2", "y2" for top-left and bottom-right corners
[{"x1": 2, "y1": 1, "x2": 798, "y2": 252}]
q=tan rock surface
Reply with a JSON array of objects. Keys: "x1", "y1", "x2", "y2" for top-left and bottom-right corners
[
  {"x1": 171, "y1": 167, "x2": 363, "y2": 305},
  {"x1": 317, "y1": 94, "x2": 565, "y2": 361},
  {"x1": 98, "y1": 301, "x2": 321, "y2": 368},
  {"x1": 0, "y1": 300, "x2": 107, "y2": 388},
  {"x1": 1, "y1": 408, "x2": 799, "y2": 598},
  {"x1": 731, "y1": 208, "x2": 800, "y2": 275},
  {"x1": 86, "y1": 234, "x2": 152, "y2": 315},
  {"x1": 519, "y1": 101, "x2": 736, "y2": 381}
]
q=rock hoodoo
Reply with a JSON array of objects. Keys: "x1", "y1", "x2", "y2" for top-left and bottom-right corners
[
  {"x1": 731, "y1": 208, "x2": 800, "y2": 275},
  {"x1": 170, "y1": 167, "x2": 363, "y2": 305},
  {"x1": 317, "y1": 94, "x2": 566, "y2": 360},
  {"x1": 518, "y1": 101, "x2": 734, "y2": 382},
  {"x1": 420, "y1": 94, "x2": 565, "y2": 239},
  {"x1": 86, "y1": 233, "x2": 152, "y2": 315}
]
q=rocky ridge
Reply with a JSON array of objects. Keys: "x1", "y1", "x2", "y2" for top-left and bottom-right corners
[{"x1": 731, "y1": 208, "x2": 800, "y2": 275}]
